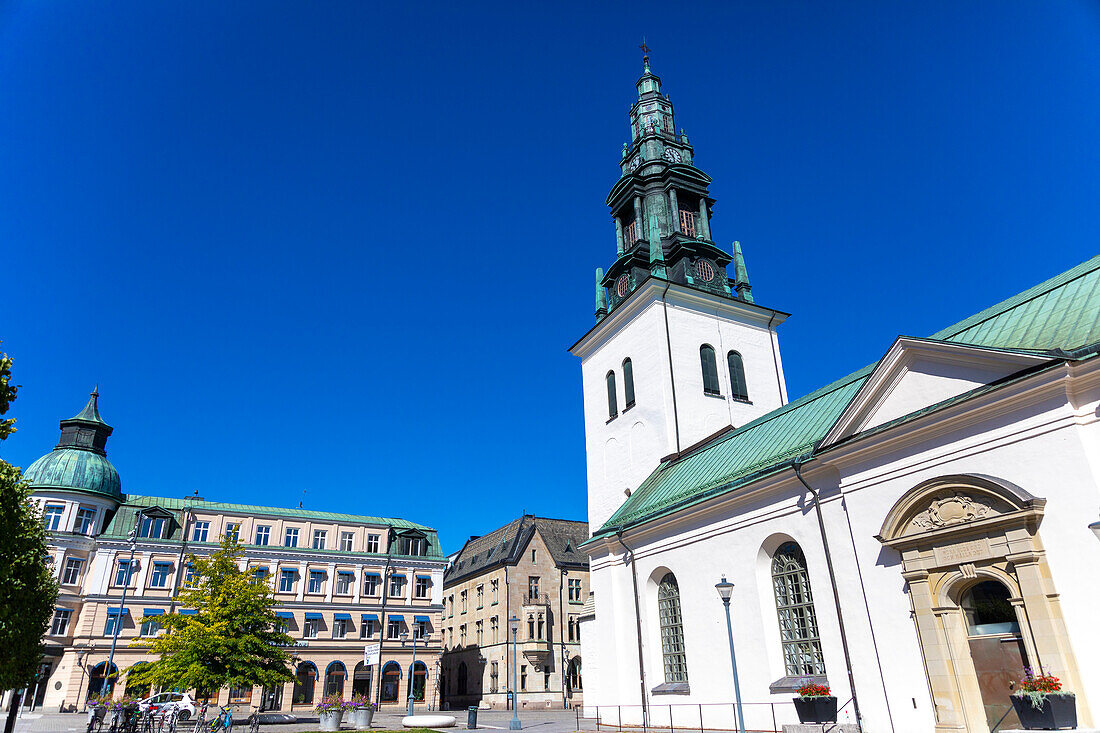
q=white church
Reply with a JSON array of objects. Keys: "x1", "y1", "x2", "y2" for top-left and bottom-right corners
[{"x1": 570, "y1": 56, "x2": 1100, "y2": 733}]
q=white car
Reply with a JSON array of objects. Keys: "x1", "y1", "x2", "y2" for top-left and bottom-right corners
[{"x1": 137, "y1": 692, "x2": 197, "y2": 721}]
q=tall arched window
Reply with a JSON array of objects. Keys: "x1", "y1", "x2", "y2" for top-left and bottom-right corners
[
  {"x1": 606, "y1": 371, "x2": 618, "y2": 418},
  {"x1": 457, "y1": 661, "x2": 468, "y2": 696},
  {"x1": 772, "y1": 542, "x2": 825, "y2": 675},
  {"x1": 727, "y1": 351, "x2": 748, "y2": 401},
  {"x1": 657, "y1": 573, "x2": 688, "y2": 683},
  {"x1": 381, "y1": 661, "x2": 401, "y2": 702},
  {"x1": 293, "y1": 662, "x2": 317, "y2": 705},
  {"x1": 325, "y1": 661, "x2": 347, "y2": 698},
  {"x1": 410, "y1": 661, "x2": 427, "y2": 701},
  {"x1": 700, "y1": 345, "x2": 720, "y2": 395},
  {"x1": 622, "y1": 358, "x2": 635, "y2": 408}
]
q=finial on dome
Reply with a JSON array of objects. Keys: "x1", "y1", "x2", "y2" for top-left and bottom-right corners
[{"x1": 732, "y1": 241, "x2": 754, "y2": 303}]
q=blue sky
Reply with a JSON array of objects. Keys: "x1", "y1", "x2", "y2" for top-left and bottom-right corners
[{"x1": 2, "y1": 1, "x2": 1097, "y2": 553}]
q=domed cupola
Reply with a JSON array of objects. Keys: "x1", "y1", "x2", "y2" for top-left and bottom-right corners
[{"x1": 23, "y1": 389, "x2": 122, "y2": 501}]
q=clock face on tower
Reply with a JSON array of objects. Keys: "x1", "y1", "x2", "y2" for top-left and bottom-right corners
[{"x1": 663, "y1": 148, "x2": 682, "y2": 163}]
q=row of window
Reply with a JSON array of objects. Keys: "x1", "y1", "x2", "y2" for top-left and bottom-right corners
[
  {"x1": 293, "y1": 660, "x2": 426, "y2": 705},
  {"x1": 42, "y1": 504, "x2": 99, "y2": 534},
  {"x1": 605, "y1": 359, "x2": 636, "y2": 419},
  {"x1": 443, "y1": 611, "x2": 583, "y2": 649},
  {"x1": 445, "y1": 577, "x2": 583, "y2": 618},
  {"x1": 656, "y1": 542, "x2": 823, "y2": 685},
  {"x1": 194, "y1": 522, "x2": 398, "y2": 553},
  {"x1": 448, "y1": 658, "x2": 581, "y2": 697},
  {"x1": 605, "y1": 348, "x2": 750, "y2": 420}
]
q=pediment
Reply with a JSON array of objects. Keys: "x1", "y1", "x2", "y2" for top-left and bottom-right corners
[{"x1": 823, "y1": 338, "x2": 1051, "y2": 445}]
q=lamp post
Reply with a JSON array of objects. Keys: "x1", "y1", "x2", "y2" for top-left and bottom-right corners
[
  {"x1": 715, "y1": 577, "x2": 746, "y2": 733},
  {"x1": 400, "y1": 630, "x2": 419, "y2": 716},
  {"x1": 75, "y1": 647, "x2": 88, "y2": 711},
  {"x1": 105, "y1": 510, "x2": 144, "y2": 696},
  {"x1": 508, "y1": 615, "x2": 520, "y2": 730}
]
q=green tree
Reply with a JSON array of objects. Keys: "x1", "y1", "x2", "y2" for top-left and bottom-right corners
[
  {"x1": 127, "y1": 535, "x2": 294, "y2": 693},
  {"x1": 0, "y1": 344, "x2": 59, "y2": 708}
]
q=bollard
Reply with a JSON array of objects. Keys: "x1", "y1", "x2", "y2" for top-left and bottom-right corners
[{"x1": 467, "y1": 706, "x2": 478, "y2": 729}]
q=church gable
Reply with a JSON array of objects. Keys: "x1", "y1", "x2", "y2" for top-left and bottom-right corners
[{"x1": 823, "y1": 338, "x2": 1051, "y2": 445}]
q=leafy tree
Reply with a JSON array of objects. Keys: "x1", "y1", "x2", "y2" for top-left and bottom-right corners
[
  {"x1": 0, "y1": 344, "x2": 59, "y2": 718},
  {"x1": 127, "y1": 535, "x2": 294, "y2": 692}
]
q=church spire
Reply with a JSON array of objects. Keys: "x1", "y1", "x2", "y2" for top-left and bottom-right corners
[{"x1": 56, "y1": 389, "x2": 113, "y2": 456}]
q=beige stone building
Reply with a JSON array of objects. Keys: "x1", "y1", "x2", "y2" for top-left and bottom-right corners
[
  {"x1": 24, "y1": 393, "x2": 446, "y2": 714},
  {"x1": 439, "y1": 516, "x2": 587, "y2": 711}
]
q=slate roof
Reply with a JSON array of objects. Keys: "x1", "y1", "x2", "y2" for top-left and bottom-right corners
[
  {"x1": 592, "y1": 254, "x2": 1100, "y2": 540},
  {"x1": 445, "y1": 515, "x2": 589, "y2": 587}
]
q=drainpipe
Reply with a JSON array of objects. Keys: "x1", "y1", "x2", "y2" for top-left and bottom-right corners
[
  {"x1": 791, "y1": 457, "x2": 863, "y2": 732},
  {"x1": 614, "y1": 530, "x2": 648, "y2": 728}
]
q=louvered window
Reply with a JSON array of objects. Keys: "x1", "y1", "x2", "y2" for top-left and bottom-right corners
[
  {"x1": 658, "y1": 573, "x2": 688, "y2": 683},
  {"x1": 679, "y1": 209, "x2": 696, "y2": 237},
  {"x1": 727, "y1": 351, "x2": 749, "y2": 401},
  {"x1": 772, "y1": 542, "x2": 825, "y2": 676},
  {"x1": 700, "y1": 345, "x2": 720, "y2": 395},
  {"x1": 623, "y1": 219, "x2": 639, "y2": 245}
]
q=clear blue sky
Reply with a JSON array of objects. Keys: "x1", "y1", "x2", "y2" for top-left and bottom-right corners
[{"x1": 2, "y1": 2, "x2": 1097, "y2": 553}]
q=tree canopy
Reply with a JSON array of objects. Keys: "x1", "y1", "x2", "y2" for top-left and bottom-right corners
[
  {"x1": 127, "y1": 535, "x2": 294, "y2": 692},
  {"x1": 0, "y1": 343, "x2": 59, "y2": 691}
]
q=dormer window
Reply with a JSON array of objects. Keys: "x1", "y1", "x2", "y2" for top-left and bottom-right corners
[
  {"x1": 76, "y1": 507, "x2": 97, "y2": 535},
  {"x1": 139, "y1": 516, "x2": 167, "y2": 539},
  {"x1": 43, "y1": 504, "x2": 65, "y2": 531}
]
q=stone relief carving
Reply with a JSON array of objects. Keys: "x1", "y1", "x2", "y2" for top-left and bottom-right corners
[{"x1": 911, "y1": 492, "x2": 993, "y2": 530}]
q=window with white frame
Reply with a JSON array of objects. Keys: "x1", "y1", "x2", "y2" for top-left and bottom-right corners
[
  {"x1": 140, "y1": 614, "x2": 161, "y2": 636},
  {"x1": 139, "y1": 516, "x2": 167, "y2": 539},
  {"x1": 389, "y1": 574, "x2": 405, "y2": 597},
  {"x1": 114, "y1": 559, "x2": 136, "y2": 587},
  {"x1": 568, "y1": 578, "x2": 582, "y2": 602},
  {"x1": 61, "y1": 558, "x2": 83, "y2": 585},
  {"x1": 363, "y1": 573, "x2": 380, "y2": 596},
  {"x1": 367, "y1": 534, "x2": 380, "y2": 553},
  {"x1": 51, "y1": 608, "x2": 72, "y2": 636},
  {"x1": 192, "y1": 521, "x2": 210, "y2": 542},
  {"x1": 149, "y1": 562, "x2": 172, "y2": 588},
  {"x1": 312, "y1": 530, "x2": 327, "y2": 550},
  {"x1": 415, "y1": 576, "x2": 430, "y2": 599},
  {"x1": 340, "y1": 532, "x2": 353, "y2": 551},
  {"x1": 224, "y1": 522, "x2": 240, "y2": 541},
  {"x1": 183, "y1": 564, "x2": 196, "y2": 588},
  {"x1": 76, "y1": 507, "x2": 97, "y2": 534},
  {"x1": 308, "y1": 570, "x2": 325, "y2": 594},
  {"x1": 303, "y1": 617, "x2": 321, "y2": 638},
  {"x1": 279, "y1": 569, "x2": 297, "y2": 593},
  {"x1": 254, "y1": 525, "x2": 270, "y2": 545},
  {"x1": 772, "y1": 542, "x2": 825, "y2": 676},
  {"x1": 335, "y1": 572, "x2": 352, "y2": 595},
  {"x1": 658, "y1": 573, "x2": 688, "y2": 683},
  {"x1": 386, "y1": 618, "x2": 402, "y2": 639},
  {"x1": 414, "y1": 619, "x2": 428, "y2": 640},
  {"x1": 104, "y1": 611, "x2": 124, "y2": 637},
  {"x1": 43, "y1": 504, "x2": 64, "y2": 531},
  {"x1": 360, "y1": 618, "x2": 375, "y2": 639},
  {"x1": 332, "y1": 618, "x2": 350, "y2": 639},
  {"x1": 284, "y1": 527, "x2": 299, "y2": 547}
]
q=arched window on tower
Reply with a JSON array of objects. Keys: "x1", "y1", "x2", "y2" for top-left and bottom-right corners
[
  {"x1": 727, "y1": 351, "x2": 748, "y2": 401},
  {"x1": 623, "y1": 358, "x2": 635, "y2": 408},
  {"x1": 606, "y1": 371, "x2": 618, "y2": 418},
  {"x1": 772, "y1": 542, "x2": 825, "y2": 676},
  {"x1": 699, "y1": 345, "x2": 720, "y2": 395},
  {"x1": 657, "y1": 573, "x2": 688, "y2": 684}
]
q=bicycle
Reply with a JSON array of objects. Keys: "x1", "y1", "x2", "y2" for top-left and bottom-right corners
[
  {"x1": 206, "y1": 706, "x2": 232, "y2": 733},
  {"x1": 245, "y1": 706, "x2": 260, "y2": 733},
  {"x1": 192, "y1": 704, "x2": 209, "y2": 733}
]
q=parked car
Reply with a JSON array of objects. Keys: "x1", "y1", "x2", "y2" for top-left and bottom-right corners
[{"x1": 138, "y1": 692, "x2": 196, "y2": 720}]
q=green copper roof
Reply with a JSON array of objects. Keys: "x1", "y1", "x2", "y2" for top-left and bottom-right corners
[
  {"x1": 23, "y1": 448, "x2": 123, "y2": 499},
  {"x1": 595, "y1": 254, "x2": 1100, "y2": 537},
  {"x1": 69, "y1": 389, "x2": 108, "y2": 425}
]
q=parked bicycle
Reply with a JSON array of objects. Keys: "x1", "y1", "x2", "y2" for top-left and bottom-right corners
[
  {"x1": 205, "y1": 705, "x2": 232, "y2": 733},
  {"x1": 245, "y1": 706, "x2": 260, "y2": 733}
]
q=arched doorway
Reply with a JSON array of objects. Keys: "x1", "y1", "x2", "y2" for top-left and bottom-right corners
[
  {"x1": 87, "y1": 662, "x2": 117, "y2": 700},
  {"x1": 292, "y1": 662, "x2": 317, "y2": 706},
  {"x1": 877, "y1": 474, "x2": 1090, "y2": 733},
  {"x1": 457, "y1": 662, "x2": 467, "y2": 696},
  {"x1": 352, "y1": 662, "x2": 373, "y2": 700},
  {"x1": 380, "y1": 662, "x2": 401, "y2": 703},
  {"x1": 325, "y1": 661, "x2": 347, "y2": 698},
  {"x1": 409, "y1": 662, "x2": 427, "y2": 703}
]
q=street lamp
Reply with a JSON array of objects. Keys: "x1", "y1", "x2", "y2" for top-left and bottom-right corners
[
  {"x1": 105, "y1": 510, "x2": 144, "y2": 696},
  {"x1": 508, "y1": 615, "x2": 520, "y2": 730},
  {"x1": 400, "y1": 629, "x2": 419, "y2": 716},
  {"x1": 715, "y1": 577, "x2": 746, "y2": 733},
  {"x1": 75, "y1": 647, "x2": 89, "y2": 711}
]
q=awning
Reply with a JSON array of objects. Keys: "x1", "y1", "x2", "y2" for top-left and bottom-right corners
[
  {"x1": 361, "y1": 613, "x2": 378, "y2": 621},
  {"x1": 252, "y1": 566, "x2": 269, "y2": 573},
  {"x1": 363, "y1": 572, "x2": 381, "y2": 578},
  {"x1": 415, "y1": 575, "x2": 432, "y2": 580},
  {"x1": 334, "y1": 613, "x2": 351, "y2": 620},
  {"x1": 305, "y1": 612, "x2": 323, "y2": 620},
  {"x1": 106, "y1": 608, "x2": 129, "y2": 617},
  {"x1": 275, "y1": 611, "x2": 293, "y2": 619},
  {"x1": 143, "y1": 609, "x2": 164, "y2": 616},
  {"x1": 388, "y1": 614, "x2": 404, "y2": 621},
  {"x1": 390, "y1": 573, "x2": 406, "y2": 578},
  {"x1": 179, "y1": 609, "x2": 196, "y2": 615},
  {"x1": 414, "y1": 615, "x2": 430, "y2": 623}
]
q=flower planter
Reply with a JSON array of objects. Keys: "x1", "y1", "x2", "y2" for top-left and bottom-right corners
[
  {"x1": 318, "y1": 710, "x2": 343, "y2": 731},
  {"x1": 1011, "y1": 693, "x2": 1077, "y2": 730},
  {"x1": 351, "y1": 708, "x2": 374, "y2": 729},
  {"x1": 793, "y1": 696, "x2": 838, "y2": 724}
]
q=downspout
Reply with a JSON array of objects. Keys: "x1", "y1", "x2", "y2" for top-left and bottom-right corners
[
  {"x1": 614, "y1": 529, "x2": 648, "y2": 728},
  {"x1": 374, "y1": 555, "x2": 394, "y2": 708},
  {"x1": 767, "y1": 312, "x2": 785, "y2": 405},
  {"x1": 660, "y1": 281, "x2": 681, "y2": 454},
  {"x1": 791, "y1": 457, "x2": 863, "y2": 732}
]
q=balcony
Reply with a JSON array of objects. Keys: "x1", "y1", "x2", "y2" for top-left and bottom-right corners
[
  {"x1": 522, "y1": 593, "x2": 550, "y2": 607},
  {"x1": 521, "y1": 639, "x2": 551, "y2": 669}
]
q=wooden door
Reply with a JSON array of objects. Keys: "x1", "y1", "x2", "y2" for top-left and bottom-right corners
[{"x1": 967, "y1": 635, "x2": 1027, "y2": 731}]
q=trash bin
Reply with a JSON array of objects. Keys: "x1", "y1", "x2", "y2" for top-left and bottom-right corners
[{"x1": 467, "y1": 706, "x2": 478, "y2": 729}]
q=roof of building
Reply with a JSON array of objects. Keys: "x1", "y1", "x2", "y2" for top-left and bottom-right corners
[
  {"x1": 444, "y1": 515, "x2": 589, "y2": 586},
  {"x1": 592, "y1": 254, "x2": 1100, "y2": 539},
  {"x1": 23, "y1": 448, "x2": 123, "y2": 500}
]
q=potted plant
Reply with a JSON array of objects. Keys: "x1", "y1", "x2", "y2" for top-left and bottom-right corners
[
  {"x1": 793, "y1": 680, "x2": 837, "y2": 724},
  {"x1": 315, "y1": 696, "x2": 345, "y2": 731},
  {"x1": 1010, "y1": 669, "x2": 1076, "y2": 730},
  {"x1": 349, "y1": 695, "x2": 376, "y2": 729}
]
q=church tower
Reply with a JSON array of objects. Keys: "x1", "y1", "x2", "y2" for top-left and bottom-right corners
[{"x1": 570, "y1": 53, "x2": 791, "y2": 532}]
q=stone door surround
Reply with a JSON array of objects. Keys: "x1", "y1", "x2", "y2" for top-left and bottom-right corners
[{"x1": 876, "y1": 474, "x2": 1090, "y2": 733}]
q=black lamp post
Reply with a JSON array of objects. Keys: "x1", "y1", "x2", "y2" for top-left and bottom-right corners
[{"x1": 105, "y1": 510, "x2": 144, "y2": 696}]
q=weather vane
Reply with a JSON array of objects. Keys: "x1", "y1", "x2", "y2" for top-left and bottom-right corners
[{"x1": 639, "y1": 38, "x2": 651, "y2": 66}]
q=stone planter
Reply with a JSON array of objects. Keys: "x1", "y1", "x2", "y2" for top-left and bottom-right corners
[
  {"x1": 1010, "y1": 693, "x2": 1077, "y2": 730},
  {"x1": 318, "y1": 710, "x2": 344, "y2": 731},
  {"x1": 351, "y1": 708, "x2": 374, "y2": 729},
  {"x1": 793, "y1": 696, "x2": 838, "y2": 724}
]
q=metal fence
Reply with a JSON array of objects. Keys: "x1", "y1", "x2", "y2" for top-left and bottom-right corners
[{"x1": 578, "y1": 700, "x2": 853, "y2": 733}]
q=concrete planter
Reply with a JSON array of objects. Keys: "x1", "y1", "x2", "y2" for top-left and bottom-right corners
[
  {"x1": 793, "y1": 696, "x2": 837, "y2": 724},
  {"x1": 1010, "y1": 693, "x2": 1076, "y2": 730},
  {"x1": 318, "y1": 710, "x2": 344, "y2": 731},
  {"x1": 351, "y1": 708, "x2": 374, "y2": 729}
]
